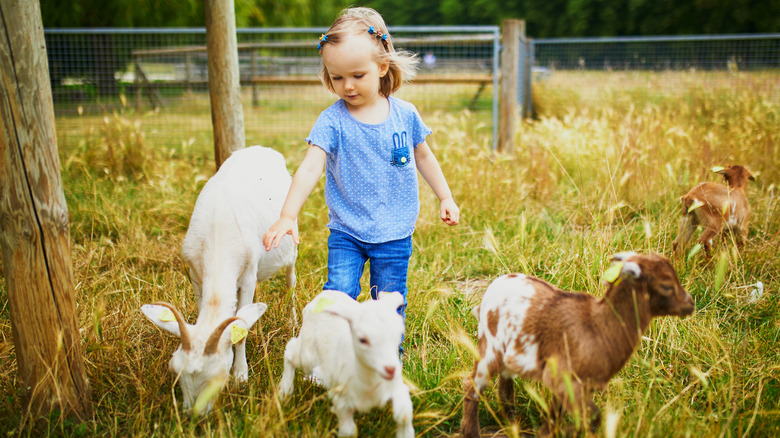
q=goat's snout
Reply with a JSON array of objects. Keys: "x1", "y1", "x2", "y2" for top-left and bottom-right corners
[
  {"x1": 684, "y1": 294, "x2": 695, "y2": 314},
  {"x1": 383, "y1": 365, "x2": 396, "y2": 380},
  {"x1": 677, "y1": 291, "x2": 695, "y2": 317}
]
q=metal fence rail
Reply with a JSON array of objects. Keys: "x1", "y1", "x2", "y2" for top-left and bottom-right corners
[
  {"x1": 533, "y1": 34, "x2": 780, "y2": 71},
  {"x1": 45, "y1": 27, "x2": 500, "y2": 150}
]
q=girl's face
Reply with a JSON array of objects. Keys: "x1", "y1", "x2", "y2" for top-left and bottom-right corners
[{"x1": 322, "y1": 34, "x2": 389, "y2": 111}]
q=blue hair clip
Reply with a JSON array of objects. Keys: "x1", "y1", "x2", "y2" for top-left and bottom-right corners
[
  {"x1": 368, "y1": 26, "x2": 389, "y2": 47},
  {"x1": 317, "y1": 34, "x2": 328, "y2": 50}
]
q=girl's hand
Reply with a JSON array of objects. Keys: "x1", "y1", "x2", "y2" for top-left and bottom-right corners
[
  {"x1": 440, "y1": 198, "x2": 460, "y2": 226},
  {"x1": 263, "y1": 217, "x2": 299, "y2": 251}
]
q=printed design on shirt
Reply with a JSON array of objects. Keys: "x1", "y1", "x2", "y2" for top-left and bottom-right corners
[{"x1": 391, "y1": 131, "x2": 411, "y2": 167}]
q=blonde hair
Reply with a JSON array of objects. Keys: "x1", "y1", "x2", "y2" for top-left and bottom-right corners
[{"x1": 318, "y1": 7, "x2": 418, "y2": 97}]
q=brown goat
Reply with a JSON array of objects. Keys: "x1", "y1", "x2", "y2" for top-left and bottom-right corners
[
  {"x1": 461, "y1": 252, "x2": 694, "y2": 437},
  {"x1": 673, "y1": 165, "x2": 754, "y2": 254}
]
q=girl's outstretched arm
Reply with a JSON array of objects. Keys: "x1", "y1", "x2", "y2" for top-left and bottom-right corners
[
  {"x1": 263, "y1": 145, "x2": 327, "y2": 250},
  {"x1": 414, "y1": 142, "x2": 460, "y2": 226}
]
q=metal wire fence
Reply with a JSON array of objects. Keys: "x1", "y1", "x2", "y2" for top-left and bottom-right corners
[
  {"x1": 533, "y1": 34, "x2": 780, "y2": 71},
  {"x1": 45, "y1": 27, "x2": 499, "y2": 150},
  {"x1": 530, "y1": 34, "x2": 780, "y2": 114},
  {"x1": 44, "y1": 29, "x2": 779, "y2": 151}
]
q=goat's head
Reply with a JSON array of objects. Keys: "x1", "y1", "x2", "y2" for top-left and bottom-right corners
[
  {"x1": 323, "y1": 291, "x2": 405, "y2": 380},
  {"x1": 715, "y1": 165, "x2": 755, "y2": 189},
  {"x1": 610, "y1": 252, "x2": 695, "y2": 318},
  {"x1": 141, "y1": 301, "x2": 267, "y2": 414}
]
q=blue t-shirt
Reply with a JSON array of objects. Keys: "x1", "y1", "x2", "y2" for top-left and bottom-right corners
[{"x1": 306, "y1": 96, "x2": 432, "y2": 243}]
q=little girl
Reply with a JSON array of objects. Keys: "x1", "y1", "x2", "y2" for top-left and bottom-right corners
[{"x1": 263, "y1": 7, "x2": 459, "y2": 319}]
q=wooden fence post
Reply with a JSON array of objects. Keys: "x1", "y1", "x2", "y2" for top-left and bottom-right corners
[
  {"x1": 185, "y1": 53, "x2": 193, "y2": 93},
  {"x1": 204, "y1": 0, "x2": 245, "y2": 169},
  {"x1": 525, "y1": 39, "x2": 534, "y2": 118},
  {"x1": 251, "y1": 50, "x2": 259, "y2": 108},
  {"x1": 518, "y1": 24, "x2": 532, "y2": 118},
  {"x1": 134, "y1": 55, "x2": 142, "y2": 112},
  {"x1": 0, "y1": 0, "x2": 93, "y2": 420},
  {"x1": 499, "y1": 19, "x2": 522, "y2": 154}
]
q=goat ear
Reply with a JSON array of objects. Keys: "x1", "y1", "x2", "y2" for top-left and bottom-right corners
[
  {"x1": 323, "y1": 299, "x2": 359, "y2": 324},
  {"x1": 610, "y1": 251, "x2": 637, "y2": 262},
  {"x1": 236, "y1": 302, "x2": 268, "y2": 329},
  {"x1": 141, "y1": 304, "x2": 184, "y2": 337},
  {"x1": 377, "y1": 291, "x2": 405, "y2": 312},
  {"x1": 620, "y1": 261, "x2": 643, "y2": 279},
  {"x1": 206, "y1": 303, "x2": 269, "y2": 354}
]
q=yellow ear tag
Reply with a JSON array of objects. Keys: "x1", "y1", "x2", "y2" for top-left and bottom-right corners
[
  {"x1": 230, "y1": 325, "x2": 248, "y2": 344},
  {"x1": 711, "y1": 166, "x2": 725, "y2": 173},
  {"x1": 601, "y1": 262, "x2": 623, "y2": 284},
  {"x1": 312, "y1": 296, "x2": 336, "y2": 313},
  {"x1": 687, "y1": 198, "x2": 705, "y2": 213},
  {"x1": 159, "y1": 309, "x2": 175, "y2": 322}
]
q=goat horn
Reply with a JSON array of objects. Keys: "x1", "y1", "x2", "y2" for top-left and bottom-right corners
[
  {"x1": 153, "y1": 301, "x2": 192, "y2": 352},
  {"x1": 204, "y1": 316, "x2": 240, "y2": 355}
]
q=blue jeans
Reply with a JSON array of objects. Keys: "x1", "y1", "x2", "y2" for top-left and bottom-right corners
[{"x1": 323, "y1": 229, "x2": 412, "y2": 318}]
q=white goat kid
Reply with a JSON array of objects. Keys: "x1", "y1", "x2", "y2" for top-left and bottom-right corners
[
  {"x1": 279, "y1": 290, "x2": 414, "y2": 438},
  {"x1": 142, "y1": 145, "x2": 297, "y2": 414}
]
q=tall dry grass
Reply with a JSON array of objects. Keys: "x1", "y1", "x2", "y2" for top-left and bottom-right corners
[{"x1": 0, "y1": 70, "x2": 778, "y2": 437}]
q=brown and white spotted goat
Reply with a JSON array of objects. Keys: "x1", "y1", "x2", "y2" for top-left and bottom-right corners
[
  {"x1": 461, "y1": 252, "x2": 694, "y2": 437},
  {"x1": 673, "y1": 165, "x2": 755, "y2": 255}
]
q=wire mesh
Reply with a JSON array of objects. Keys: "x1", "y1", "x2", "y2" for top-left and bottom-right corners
[
  {"x1": 44, "y1": 27, "x2": 499, "y2": 150},
  {"x1": 44, "y1": 29, "x2": 779, "y2": 151},
  {"x1": 534, "y1": 34, "x2": 780, "y2": 71},
  {"x1": 531, "y1": 34, "x2": 780, "y2": 109}
]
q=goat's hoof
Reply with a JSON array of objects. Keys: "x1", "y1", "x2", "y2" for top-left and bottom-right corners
[
  {"x1": 234, "y1": 371, "x2": 249, "y2": 383},
  {"x1": 502, "y1": 405, "x2": 519, "y2": 421},
  {"x1": 336, "y1": 421, "x2": 357, "y2": 437}
]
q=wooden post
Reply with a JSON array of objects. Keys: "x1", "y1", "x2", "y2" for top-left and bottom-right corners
[
  {"x1": 0, "y1": 0, "x2": 93, "y2": 420},
  {"x1": 251, "y1": 50, "x2": 259, "y2": 108},
  {"x1": 204, "y1": 0, "x2": 245, "y2": 169},
  {"x1": 134, "y1": 56, "x2": 142, "y2": 112},
  {"x1": 525, "y1": 39, "x2": 534, "y2": 118},
  {"x1": 185, "y1": 53, "x2": 192, "y2": 93},
  {"x1": 498, "y1": 19, "x2": 522, "y2": 153},
  {"x1": 517, "y1": 24, "x2": 532, "y2": 118}
]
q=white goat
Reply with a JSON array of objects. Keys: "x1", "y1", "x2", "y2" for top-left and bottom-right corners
[
  {"x1": 142, "y1": 145, "x2": 297, "y2": 414},
  {"x1": 462, "y1": 252, "x2": 695, "y2": 436},
  {"x1": 279, "y1": 290, "x2": 414, "y2": 438}
]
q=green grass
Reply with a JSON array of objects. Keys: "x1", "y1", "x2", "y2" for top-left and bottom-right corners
[{"x1": 1, "y1": 70, "x2": 779, "y2": 437}]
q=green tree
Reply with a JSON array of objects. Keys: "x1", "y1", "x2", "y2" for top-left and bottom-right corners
[
  {"x1": 362, "y1": 0, "x2": 780, "y2": 36},
  {"x1": 237, "y1": 0, "x2": 350, "y2": 27},
  {"x1": 40, "y1": 0, "x2": 780, "y2": 35},
  {"x1": 39, "y1": 0, "x2": 350, "y2": 28},
  {"x1": 40, "y1": 0, "x2": 204, "y2": 27}
]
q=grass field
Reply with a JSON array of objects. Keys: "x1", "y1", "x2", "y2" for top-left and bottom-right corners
[{"x1": 1, "y1": 70, "x2": 779, "y2": 437}]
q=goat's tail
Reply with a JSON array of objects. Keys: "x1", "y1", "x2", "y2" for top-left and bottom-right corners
[{"x1": 679, "y1": 195, "x2": 694, "y2": 216}]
